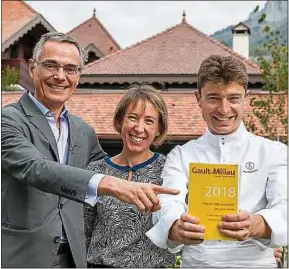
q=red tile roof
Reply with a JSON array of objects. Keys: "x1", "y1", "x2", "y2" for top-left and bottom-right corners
[
  {"x1": 2, "y1": 0, "x2": 38, "y2": 43},
  {"x1": 2, "y1": 0, "x2": 55, "y2": 52},
  {"x1": 82, "y1": 19, "x2": 261, "y2": 76},
  {"x1": 2, "y1": 91, "x2": 287, "y2": 140},
  {"x1": 66, "y1": 15, "x2": 121, "y2": 56}
]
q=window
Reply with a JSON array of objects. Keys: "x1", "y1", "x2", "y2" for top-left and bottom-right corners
[{"x1": 87, "y1": 51, "x2": 99, "y2": 63}]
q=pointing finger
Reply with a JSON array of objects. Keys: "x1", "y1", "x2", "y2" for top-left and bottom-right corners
[{"x1": 153, "y1": 186, "x2": 180, "y2": 195}]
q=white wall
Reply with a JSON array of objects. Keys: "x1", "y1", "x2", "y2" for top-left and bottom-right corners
[{"x1": 232, "y1": 33, "x2": 249, "y2": 59}]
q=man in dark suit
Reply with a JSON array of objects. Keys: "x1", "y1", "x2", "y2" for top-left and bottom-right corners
[{"x1": 1, "y1": 32, "x2": 179, "y2": 268}]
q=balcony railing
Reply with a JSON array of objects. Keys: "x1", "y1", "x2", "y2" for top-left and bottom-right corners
[{"x1": 2, "y1": 58, "x2": 34, "y2": 91}]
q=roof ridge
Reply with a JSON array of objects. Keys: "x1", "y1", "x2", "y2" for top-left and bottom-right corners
[
  {"x1": 66, "y1": 16, "x2": 94, "y2": 35},
  {"x1": 184, "y1": 22, "x2": 260, "y2": 71},
  {"x1": 37, "y1": 13, "x2": 56, "y2": 32},
  {"x1": 233, "y1": 22, "x2": 250, "y2": 29},
  {"x1": 21, "y1": 0, "x2": 39, "y2": 15},
  {"x1": 66, "y1": 15, "x2": 121, "y2": 50},
  {"x1": 91, "y1": 16, "x2": 121, "y2": 50},
  {"x1": 84, "y1": 22, "x2": 182, "y2": 70}
]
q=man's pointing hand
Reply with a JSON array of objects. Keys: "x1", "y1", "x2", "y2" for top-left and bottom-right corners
[{"x1": 98, "y1": 176, "x2": 180, "y2": 214}]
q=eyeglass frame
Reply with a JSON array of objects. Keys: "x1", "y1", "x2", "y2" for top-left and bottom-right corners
[{"x1": 34, "y1": 60, "x2": 82, "y2": 76}]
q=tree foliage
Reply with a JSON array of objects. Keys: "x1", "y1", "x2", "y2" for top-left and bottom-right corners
[
  {"x1": 245, "y1": 5, "x2": 288, "y2": 143},
  {"x1": 1, "y1": 66, "x2": 20, "y2": 91},
  {"x1": 167, "y1": 255, "x2": 182, "y2": 268}
]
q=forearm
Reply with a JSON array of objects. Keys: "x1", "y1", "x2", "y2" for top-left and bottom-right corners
[
  {"x1": 146, "y1": 202, "x2": 185, "y2": 250},
  {"x1": 168, "y1": 220, "x2": 182, "y2": 242},
  {"x1": 2, "y1": 146, "x2": 94, "y2": 201},
  {"x1": 250, "y1": 214, "x2": 271, "y2": 239},
  {"x1": 97, "y1": 175, "x2": 117, "y2": 196}
]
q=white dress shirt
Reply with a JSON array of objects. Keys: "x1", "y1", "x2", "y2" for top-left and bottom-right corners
[{"x1": 146, "y1": 122, "x2": 287, "y2": 267}]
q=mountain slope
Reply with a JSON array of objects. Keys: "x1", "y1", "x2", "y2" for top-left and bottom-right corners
[{"x1": 210, "y1": 1, "x2": 288, "y2": 57}]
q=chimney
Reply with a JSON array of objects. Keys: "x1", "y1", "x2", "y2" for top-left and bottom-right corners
[{"x1": 231, "y1": 22, "x2": 250, "y2": 59}]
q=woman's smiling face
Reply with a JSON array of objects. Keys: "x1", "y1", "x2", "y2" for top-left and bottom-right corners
[{"x1": 121, "y1": 99, "x2": 160, "y2": 154}]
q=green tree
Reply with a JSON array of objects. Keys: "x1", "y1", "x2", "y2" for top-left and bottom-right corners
[
  {"x1": 246, "y1": 5, "x2": 288, "y2": 268},
  {"x1": 167, "y1": 255, "x2": 182, "y2": 268},
  {"x1": 245, "y1": 5, "x2": 288, "y2": 143},
  {"x1": 1, "y1": 66, "x2": 20, "y2": 91}
]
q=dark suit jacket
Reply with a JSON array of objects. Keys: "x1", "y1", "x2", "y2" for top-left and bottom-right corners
[{"x1": 1, "y1": 92, "x2": 105, "y2": 268}]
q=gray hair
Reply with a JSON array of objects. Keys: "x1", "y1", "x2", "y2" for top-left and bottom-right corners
[{"x1": 32, "y1": 32, "x2": 87, "y2": 69}]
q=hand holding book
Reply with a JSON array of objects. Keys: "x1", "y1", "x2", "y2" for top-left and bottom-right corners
[
  {"x1": 218, "y1": 211, "x2": 271, "y2": 240},
  {"x1": 218, "y1": 211, "x2": 252, "y2": 240},
  {"x1": 168, "y1": 213, "x2": 205, "y2": 245}
]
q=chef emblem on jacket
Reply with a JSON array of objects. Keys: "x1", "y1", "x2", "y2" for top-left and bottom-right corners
[
  {"x1": 243, "y1": 161, "x2": 258, "y2": 173},
  {"x1": 245, "y1": 162, "x2": 255, "y2": 170}
]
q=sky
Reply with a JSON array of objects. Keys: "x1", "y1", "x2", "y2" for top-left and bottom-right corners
[{"x1": 25, "y1": 1, "x2": 266, "y2": 49}]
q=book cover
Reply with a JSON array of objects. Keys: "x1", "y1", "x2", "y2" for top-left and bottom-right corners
[{"x1": 188, "y1": 163, "x2": 239, "y2": 241}]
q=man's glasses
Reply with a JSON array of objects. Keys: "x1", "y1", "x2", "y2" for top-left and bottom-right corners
[{"x1": 35, "y1": 60, "x2": 81, "y2": 76}]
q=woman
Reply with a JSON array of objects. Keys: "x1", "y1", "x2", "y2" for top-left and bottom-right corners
[{"x1": 84, "y1": 83, "x2": 175, "y2": 268}]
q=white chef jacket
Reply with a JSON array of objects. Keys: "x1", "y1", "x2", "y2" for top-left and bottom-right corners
[{"x1": 146, "y1": 122, "x2": 287, "y2": 267}]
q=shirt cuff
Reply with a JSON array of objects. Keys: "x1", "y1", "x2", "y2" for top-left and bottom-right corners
[
  {"x1": 145, "y1": 209, "x2": 184, "y2": 251},
  {"x1": 255, "y1": 209, "x2": 287, "y2": 247},
  {"x1": 85, "y1": 173, "x2": 105, "y2": 206}
]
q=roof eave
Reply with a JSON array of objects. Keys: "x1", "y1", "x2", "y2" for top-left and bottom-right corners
[
  {"x1": 2, "y1": 14, "x2": 56, "y2": 52},
  {"x1": 79, "y1": 73, "x2": 263, "y2": 85},
  {"x1": 80, "y1": 74, "x2": 198, "y2": 84}
]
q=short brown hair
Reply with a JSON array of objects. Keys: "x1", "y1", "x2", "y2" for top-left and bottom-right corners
[
  {"x1": 197, "y1": 54, "x2": 248, "y2": 92},
  {"x1": 113, "y1": 83, "x2": 168, "y2": 146}
]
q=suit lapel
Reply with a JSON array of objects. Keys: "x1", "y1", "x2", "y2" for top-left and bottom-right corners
[
  {"x1": 67, "y1": 115, "x2": 80, "y2": 166},
  {"x1": 19, "y1": 92, "x2": 60, "y2": 162},
  {"x1": 59, "y1": 115, "x2": 81, "y2": 207},
  {"x1": 58, "y1": 114, "x2": 80, "y2": 206}
]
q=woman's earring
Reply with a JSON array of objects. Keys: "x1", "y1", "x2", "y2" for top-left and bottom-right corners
[{"x1": 156, "y1": 132, "x2": 160, "y2": 137}]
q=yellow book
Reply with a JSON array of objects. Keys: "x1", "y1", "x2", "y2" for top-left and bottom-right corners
[{"x1": 188, "y1": 163, "x2": 239, "y2": 241}]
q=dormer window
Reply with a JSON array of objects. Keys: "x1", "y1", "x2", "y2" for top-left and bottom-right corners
[{"x1": 87, "y1": 51, "x2": 99, "y2": 63}]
